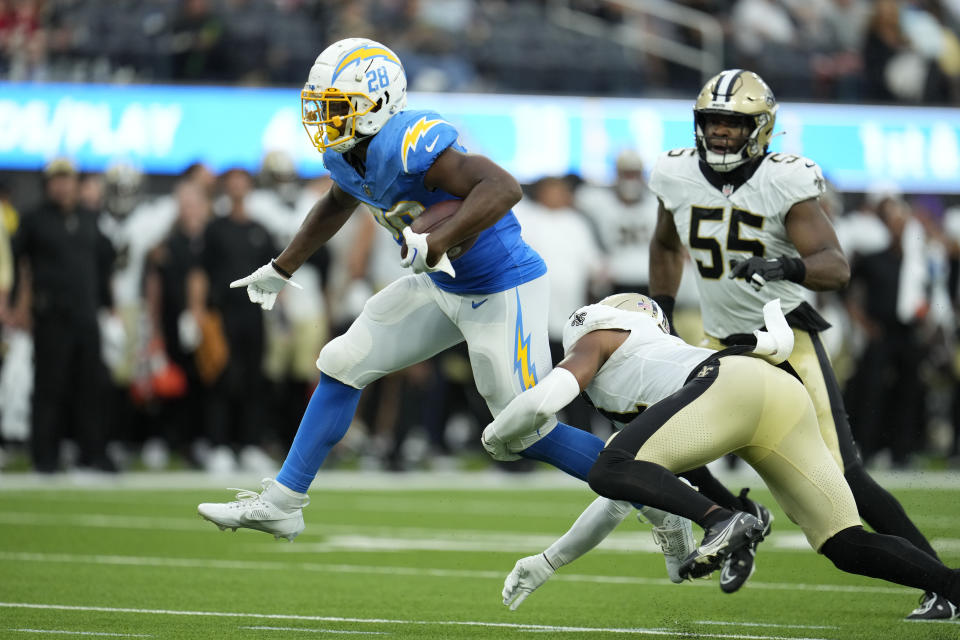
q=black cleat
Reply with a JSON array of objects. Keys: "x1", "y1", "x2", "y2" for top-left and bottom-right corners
[
  {"x1": 719, "y1": 545, "x2": 756, "y2": 593},
  {"x1": 679, "y1": 510, "x2": 766, "y2": 580},
  {"x1": 719, "y1": 488, "x2": 774, "y2": 594},
  {"x1": 906, "y1": 592, "x2": 959, "y2": 620}
]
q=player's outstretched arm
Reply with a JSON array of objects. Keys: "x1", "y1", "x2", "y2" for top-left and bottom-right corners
[
  {"x1": 274, "y1": 183, "x2": 360, "y2": 275},
  {"x1": 482, "y1": 331, "x2": 611, "y2": 459},
  {"x1": 784, "y1": 197, "x2": 850, "y2": 291},
  {"x1": 422, "y1": 148, "x2": 522, "y2": 262},
  {"x1": 502, "y1": 497, "x2": 633, "y2": 610},
  {"x1": 230, "y1": 184, "x2": 358, "y2": 311},
  {"x1": 481, "y1": 367, "x2": 581, "y2": 460}
]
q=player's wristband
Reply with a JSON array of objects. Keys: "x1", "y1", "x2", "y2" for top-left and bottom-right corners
[
  {"x1": 270, "y1": 258, "x2": 294, "y2": 279},
  {"x1": 777, "y1": 256, "x2": 806, "y2": 284}
]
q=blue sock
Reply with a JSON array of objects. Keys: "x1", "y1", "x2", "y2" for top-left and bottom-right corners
[
  {"x1": 520, "y1": 422, "x2": 605, "y2": 481},
  {"x1": 520, "y1": 422, "x2": 644, "y2": 510},
  {"x1": 276, "y1": 373, "x2": 362, "y2": 493}
]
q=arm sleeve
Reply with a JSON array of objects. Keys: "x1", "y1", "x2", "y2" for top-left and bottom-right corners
[
  {"x1": 544, "y1": 497, "x2": 633, "y2": 568},
  {"x1": 486, "y1": 367, "x2": 581, "y2": 443}
]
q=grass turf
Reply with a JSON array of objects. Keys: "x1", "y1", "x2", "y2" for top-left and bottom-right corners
[{"x1": 1, "y1": 471, "x2": 959, "y2": 639}]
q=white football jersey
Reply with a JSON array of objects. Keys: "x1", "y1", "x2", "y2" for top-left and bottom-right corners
[
  {"x1": 562, "y1": 303, "x2": 714, "y2": 424},
  {"x1": 649, "y1": 149, "x2": 825, "y2": 338},
  {"x1": 574, "y1": 184, "x2": 658, "y2": 287}
]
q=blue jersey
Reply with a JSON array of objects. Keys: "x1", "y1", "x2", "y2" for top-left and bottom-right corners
[{"x1": 323, "y1": 109, "x2": 545, "y2": 294}]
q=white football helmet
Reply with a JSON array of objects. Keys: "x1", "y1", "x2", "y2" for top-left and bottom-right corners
[
  {"x1": 301, "y1": 38, "x2": 407, "y2": 153},
  {"x1": 103, "y1": 161, "x2": 144, "y2": 217},
  {"x1": 598, "y1": 293, "x2": 671, "y2": 335},
  {"x1": 694, "y1": 69, "x2": 778, "y2": 172}
]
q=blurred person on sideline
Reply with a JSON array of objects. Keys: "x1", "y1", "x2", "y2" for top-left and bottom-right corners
[
  {"x1": 245, "y1": 152, "x2": 330, "y2": 448},
  {"x1": 0, "y1": 178, "x2": 27, "y2": 453},
  {"x1": 9, "y1": 158, "x2": 116, "y2": 473},
  {"x1": 170, "y1": 0, "x2": 229, "y2": 82},
  {"x1": 114, "y1": 162, "x2": 215, "y2": 330},
  {"x1": 844, "y1": 195, "x2": 954, "y2": 468},
  {"x1": 196, "y1": 167, "x2": 278, "y2": 474},
  {"x1": 78, "y1": 168, "x2": 131, "y2": 462},
  {"x1": 862, "y1": 0, "x2": 913, "y2": 103},
  {"x1": 574, "y1": 149, "x2": 658, "y2": 296},
  {"x1": 143, "y1": 182, "x2": 213, "y2": 469}
]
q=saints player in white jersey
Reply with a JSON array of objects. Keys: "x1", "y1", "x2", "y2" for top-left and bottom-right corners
[
  {"x1": 646, "y1": 69, "x2": 956, "y2": 619},
  {"x1": 483, "y1": 294, "x2": 960, "y2": 615}
]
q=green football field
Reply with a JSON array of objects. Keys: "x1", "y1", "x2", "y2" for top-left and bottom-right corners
[{"x1": 2, "y1": 470, "x2": 959, "y2": 640}]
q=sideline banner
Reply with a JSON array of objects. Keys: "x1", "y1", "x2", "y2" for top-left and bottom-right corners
[{"x1": 0, "y1": 82, "x2": 958, "y2": 193}]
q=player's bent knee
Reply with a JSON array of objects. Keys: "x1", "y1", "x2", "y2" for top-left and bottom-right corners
[
  {"x1": 819, "y1": 525, "x2": 868, "y2": 572},
  {"x1": 588, "y1": 448, "x2": 645, "y2": 500},
  {"x1": 315, "y1": 327, "x2": 373, "y2": 385}
]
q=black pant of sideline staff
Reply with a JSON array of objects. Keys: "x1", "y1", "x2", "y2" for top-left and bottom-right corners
[{"x1": 31, "y1": 313, "x2": 110, "y2": 473}]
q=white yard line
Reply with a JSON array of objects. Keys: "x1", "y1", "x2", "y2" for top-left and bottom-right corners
[
  {"x1": 7, "y1": 630, "x2": 151, "y2": 637},
  {"x1": 0, "y1": 511, "x2": 684, "y2": 553},
  {"x1": 2, "y1": 512, "x2": 958, "y2": 556},
  {"x1": 239, "y1": 626, "x2": 387, "y2": 635},
  {"x1": 694, "y1": 622, "x2": 837, "y2": 630},
  {"x1": 0, "y1": 551, "x2": 913, "y2": 595},
  {"x1": 0, "y1": 603, "x2": 839, "y2": 640}
]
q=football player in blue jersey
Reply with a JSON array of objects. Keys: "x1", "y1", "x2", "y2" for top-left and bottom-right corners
[{"x1": 197, "y1": 38, "x2": 671, "y2": 545}]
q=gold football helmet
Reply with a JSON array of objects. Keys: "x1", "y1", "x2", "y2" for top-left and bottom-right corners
[
  {"x1": 694, "y1": 69, "x2": 778, "y2": 172},
  {"x1": 598, "y1": 293, "x2": 671, "y2": 335}
]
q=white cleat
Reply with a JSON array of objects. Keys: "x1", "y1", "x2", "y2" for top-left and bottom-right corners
[
  {"x1": 639, "y1": 506, "x2": 697, "y2": 584},
  {"x1": 197, "y1": 478, "x2": 309, "y2": 542}
]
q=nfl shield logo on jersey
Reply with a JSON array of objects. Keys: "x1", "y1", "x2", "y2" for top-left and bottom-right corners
[{"x1": 722, "y1": 184, "x2": 734, "y2": 197}]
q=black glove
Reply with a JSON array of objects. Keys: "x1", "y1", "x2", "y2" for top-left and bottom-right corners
[{"x1": 729, "y1": 256, "x2": 805, "y2": 291}]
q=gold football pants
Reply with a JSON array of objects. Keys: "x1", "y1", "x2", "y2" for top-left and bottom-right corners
[{"x1": 611, "y1": 355, "x2": 861, "y2": 550}]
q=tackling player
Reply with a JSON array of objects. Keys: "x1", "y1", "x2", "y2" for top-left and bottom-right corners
[
  {"x1": 195, "y1": 38, "x2": 691, "y2": 570},
  {"x1": 483, "y1": 294, "x2": 960, "y2": 614},
  {"x1": 646, "y1": 68, "x2": 956, "y2": 620}
]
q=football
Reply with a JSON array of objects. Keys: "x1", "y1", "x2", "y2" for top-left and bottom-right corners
[{"x1": 410, "y1": 199, "x2": 478, "y2": 259}]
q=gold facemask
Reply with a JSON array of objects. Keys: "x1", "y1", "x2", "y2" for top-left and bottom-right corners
[{"x1": 301, "y1": 88, "x2": 377, "y2": 152}]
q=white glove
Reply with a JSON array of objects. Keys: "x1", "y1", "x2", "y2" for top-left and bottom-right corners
[
  {"x1": 502, "y1": 554, "x2": 556, "y2": 610},
  {"x1": 400, "y1": 227, "x2": 456, "y2": 277},
  {"x1": 481, "y1": 424, "x2": 521, "y2": 461},
  {"x1": 230, "y1": 261, "x2": 302, "y2": 311},
  {"x1": 177, "y1": 310, "x2": 201, "y2": 352},
  {"x1": 752, "y1": 298, "x2": 794, "y2": 364}
]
